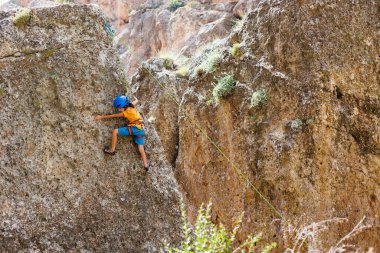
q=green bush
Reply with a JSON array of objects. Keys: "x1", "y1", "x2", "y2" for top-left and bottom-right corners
[
  {"x1": 161, "y1": 202, "x2": 277, "y2": 253},
  {"x1": 212, "y1": 75, "x2": 236, "y2": 103},
  {"x1": 169, "y1": 0, "x2": 185, "y2": 12},
  {"x1": 13, "y1": 8, "x2": 31, "y2": 28},
  {"x1": 250, "y1": 89, "x2": 268, "y2": 108}
]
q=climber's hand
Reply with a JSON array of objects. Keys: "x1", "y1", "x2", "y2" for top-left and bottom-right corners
[
  {"x1": 132, "y1": 96, "x2": 139, "y2": 106},
  {"x1": 95, "y1": 115, "x2": 102, "y2": 121}
]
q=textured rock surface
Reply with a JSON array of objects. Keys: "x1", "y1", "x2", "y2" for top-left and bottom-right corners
[
  {"x1": 0, "y1": 5, "x2": 181, "y2": 252},
  {"x1": 0, "y1": 0, "x2": 254, "y2": 76},
  {"x1": 117, "y1": 1, "x2": 252, "y2": 75},
  {"x1": 76, "y1": 0, "x2": 153, "y2": 31},
  {"x1": 131, "y1": 0, "x2": 380, "y2": 251}
]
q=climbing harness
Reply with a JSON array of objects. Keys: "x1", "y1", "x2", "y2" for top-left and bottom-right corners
[{"x1": 147, "y1": 70, "x2": 285, "y2": 220}]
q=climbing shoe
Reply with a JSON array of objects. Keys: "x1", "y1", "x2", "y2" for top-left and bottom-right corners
[{"x1": 103, "y1": 147, "x2": 116, "y2": 156}]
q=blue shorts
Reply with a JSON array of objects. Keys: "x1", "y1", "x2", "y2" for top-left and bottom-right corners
[{"x1": 117, "y1": 126, "x2": 145, "y2": 145}]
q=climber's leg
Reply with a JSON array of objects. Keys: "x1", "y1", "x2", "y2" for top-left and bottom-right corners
[{"x1": 137, "y1": 144, "x2": 149, "y2": 170}]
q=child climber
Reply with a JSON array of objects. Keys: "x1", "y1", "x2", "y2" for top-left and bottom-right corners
[{"x1": 95, "y1": 95, "x2": 149, "y2": 170}]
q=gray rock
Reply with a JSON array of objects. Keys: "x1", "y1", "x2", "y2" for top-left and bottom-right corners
[{"x1": 0, "y1": 4, "x2": 181, "y2": 252}]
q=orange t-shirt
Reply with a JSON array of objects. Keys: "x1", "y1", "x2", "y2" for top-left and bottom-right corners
[{"x1": 123, "y1": 107, "x2": 143, "y2": 129}]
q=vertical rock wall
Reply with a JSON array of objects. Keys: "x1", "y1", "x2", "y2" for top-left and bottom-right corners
[
  {"x1": 0, "y1": 5, "x2": 181, "y2": 252},
  {"x1": 131, "y1": 0, "x2": 379, "y2": 251}
]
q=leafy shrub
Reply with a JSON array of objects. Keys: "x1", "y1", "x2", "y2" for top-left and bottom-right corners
[
  {"x1": 13, "y1": 8, "x2": 31, "y2": 28},
  {"x1": 162, "y1": 202, "x2": 277, "y2": 253},
  {"x1": 250, "y1": 89, "x2": 268, "y2": 108},
  {"x1": 169, "y1": 0, "x2": 185, "y2": 12},
  {"x1": 212, "y1": 75, "x2": 236, "y2": 103},
  {"x1": 231, "y1": 43, "x2": 241, "y2": 58}
]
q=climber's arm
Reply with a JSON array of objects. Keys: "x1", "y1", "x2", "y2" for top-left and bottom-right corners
[{"x1": 95, "y1": 113, "x2": 124, "y2": 121}]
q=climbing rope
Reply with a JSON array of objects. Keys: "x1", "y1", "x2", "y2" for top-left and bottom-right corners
[{"x1": 146, "y1": 70, "x2": 285, "y2": 220}]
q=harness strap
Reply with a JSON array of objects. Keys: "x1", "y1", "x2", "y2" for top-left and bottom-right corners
[
  {"x1": 127, "y1": 126, "x2": 144, "y2": 139},
  {"x1": 128, "y1": 119, "x2": 143, "y2": 125},
  {"x1": 128, "y1": 119, "x2": 144, "y2": 128}
]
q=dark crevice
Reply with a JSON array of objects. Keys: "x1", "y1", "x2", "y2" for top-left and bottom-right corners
[{"x1": 335, "y1": 86, "x2": 343, "y2": 99}]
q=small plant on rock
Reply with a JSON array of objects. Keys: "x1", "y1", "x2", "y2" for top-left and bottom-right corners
[
  {"x1": 205, "y1": 50, "x2": 223, "y2": 72},
  {"x1": 231, "y1": 43, "x2": 241, "y2": 58},
  {"x1": 13, "y1": 8, "x2": 31, "y2": 28},
  {"x1": 169, "y1": 0, "x2": 185, "y2": 12},
  {"x1": 157, "y1": 51, "x2": 184, "y2": 70},
  {"x1": 194, "y1": 49, "x2": 223, "y2": 75},
  {"x1": 176, "y1": 65, "x2": 190, "y2": 77},
  {"x1": 250, "y1": 89, "x2": 268, "y2": 108},
  {"x1": 212, "y1": 74, "x2": 236, "y2": 103},
  {"x1": 290, "y1": 119, "x2": 303, "y2": 130}
]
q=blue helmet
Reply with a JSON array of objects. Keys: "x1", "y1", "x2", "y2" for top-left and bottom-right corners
[{"x1": 113, "y1": 95, "x2": 129, "y2": 108}]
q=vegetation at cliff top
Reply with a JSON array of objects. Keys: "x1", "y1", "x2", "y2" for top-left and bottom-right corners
[
  {"x1": 161, "y1": 202, "x2": 277, "y2": 253},
  {"x1": 169, "y1": 0, "x2": 185, "y2": 12},
  {"x1": 212, "y1": 75, "x2": 236, "y2": 103},
  {"x1": 13, "y1": 8, "x2": 31, "y2": 28}
]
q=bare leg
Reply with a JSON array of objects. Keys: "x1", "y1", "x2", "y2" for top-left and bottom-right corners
[
  {"x1": 111, "y1": 129, "x2": 118, "y2": 152},
  {"x1": 137, "y1": 145, "x2": 148, "y2": 168}
]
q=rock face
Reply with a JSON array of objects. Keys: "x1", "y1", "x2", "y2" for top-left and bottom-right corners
[
  {"x1": 0, "y1": 0, "x2": 254, "y2": 76},
  {"x1": 117, "y1": 1, "x2": 253, "y2": 75},
  {"x1": 76, "y1": 0, "x2": 153, "y2": 32},
  {"x1": 131, "y1": 0, "x2": 379, "y2": 251},
  {"x1": 0, "y1": 5, "x2": 181, "y2": 252}
]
